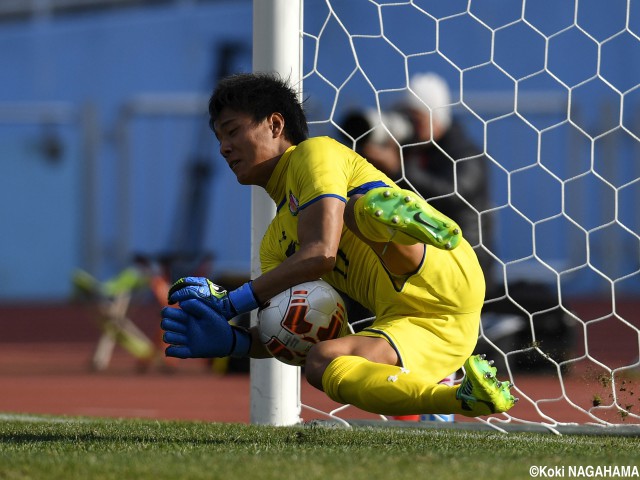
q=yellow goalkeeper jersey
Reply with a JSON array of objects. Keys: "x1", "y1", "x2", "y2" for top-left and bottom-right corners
[{"x1": 260, "y1": 136, "x2": 484, "y2": 320}]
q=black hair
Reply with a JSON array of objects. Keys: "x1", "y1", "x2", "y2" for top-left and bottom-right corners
[
  {"x1": 338, "y1": 110, "x2": 374, "y2": 156},
  {"x1": 208, "y1": 72, "x2": 309, "y2": 145}
]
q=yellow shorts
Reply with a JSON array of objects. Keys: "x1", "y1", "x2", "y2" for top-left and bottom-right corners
[
  {"x1": 355, "y1": 239, "x2": 484, "y2": 382},
  {"x1": 356, "y1": 312, "x2": 480, "y2": 384}
]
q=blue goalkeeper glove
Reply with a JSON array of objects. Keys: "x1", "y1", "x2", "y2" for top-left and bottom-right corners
[
  {"x1": 167, "y1": 277, "x2": 259, "y2": 320},
  {"x1": 160, "y1": 299, "x2": 252, "y2": 359}
]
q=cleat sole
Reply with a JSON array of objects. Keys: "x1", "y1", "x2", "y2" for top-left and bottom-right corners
[
  {"x1": 457, "y1": 354, "x2": 516, "y2": 415},
  {"x1": 362, "y1": 188, "x2": 463, "y2": 249}
]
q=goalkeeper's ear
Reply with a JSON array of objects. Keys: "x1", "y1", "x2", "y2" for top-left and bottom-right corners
[{"x1": 268, "y1": 112, "x2": 286, "y2": 139}]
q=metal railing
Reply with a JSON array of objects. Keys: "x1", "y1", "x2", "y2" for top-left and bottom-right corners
[{"x1": 0, "y1": 0, "x2": 231, "y2": 21}]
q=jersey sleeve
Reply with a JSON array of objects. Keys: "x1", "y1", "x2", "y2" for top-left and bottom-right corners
[
  {"x1": 259, "y1": 219, "x2": 286, "y2": 274},
  {"x1": 287, "y1": 137, "x2": 352, "y2": 210}
]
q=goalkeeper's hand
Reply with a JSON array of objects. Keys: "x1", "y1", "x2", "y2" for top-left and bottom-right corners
[
  {"x1": 161, "y1": 299, "x2": 251, "y2": 359},
  {"x1": 167, "y1": 277, "x2": 259, "y2": 320}
]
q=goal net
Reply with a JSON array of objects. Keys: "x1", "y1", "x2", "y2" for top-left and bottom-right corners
[{"x1": 283, "y1": 0, "x2": 640, "y2": 431}]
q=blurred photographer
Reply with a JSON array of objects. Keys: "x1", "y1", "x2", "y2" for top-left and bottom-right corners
[
  {"x1": 338, "y1": 108, "x2": 410, "y2": 179},
  {"x1": 340, "y1": 73, "x2": 497, "y2": 296}
]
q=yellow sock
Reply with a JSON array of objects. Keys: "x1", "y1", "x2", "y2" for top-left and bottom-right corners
[{"x1": 322, "y1": 355, "x2": 471, "y2": 416}]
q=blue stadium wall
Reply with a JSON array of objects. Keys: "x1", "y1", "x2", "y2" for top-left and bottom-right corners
[{"x1": 0, "y1": 0, "x2": 637, "y2": 300}]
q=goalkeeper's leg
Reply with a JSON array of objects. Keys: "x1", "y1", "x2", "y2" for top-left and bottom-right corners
[
  {"x1": 344, "y1": 188, "x2": 462, "y2": 276},
  {"x1": 351, "y1": 187, "x2": 462, "y2": 250},
  {"x1": 321, "y1": 355, "x2": 515, "y2": 417},
  {"x1": 306, "y1": 337, "x2": 516, "y2": 417}
]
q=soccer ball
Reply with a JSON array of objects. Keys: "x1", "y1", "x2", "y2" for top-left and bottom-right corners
[{"x1": 257, "y1": 280, "x2": 349, "y2": 366}]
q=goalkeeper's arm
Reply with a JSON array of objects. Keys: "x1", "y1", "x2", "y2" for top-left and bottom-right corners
[{"x1": 163, "y1": 197, "x2": 345, "y2": 359}]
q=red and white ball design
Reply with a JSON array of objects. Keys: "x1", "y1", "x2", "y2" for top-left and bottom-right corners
[{"x1": 257, "y1": 280, "x2": 349, "y2": 366}]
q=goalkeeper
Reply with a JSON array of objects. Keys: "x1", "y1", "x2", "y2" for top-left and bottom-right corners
[{"x1": 161, "y1": 72, "x2": 516, "y2": 417}]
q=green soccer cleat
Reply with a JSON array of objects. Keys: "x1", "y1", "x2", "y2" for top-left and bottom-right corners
[
  {"x1": 456, "y1": 354, "x2": 518, "y2": 416},
  {"x1": 361, "y1": 187, "x2": 462, "y2": 250}
]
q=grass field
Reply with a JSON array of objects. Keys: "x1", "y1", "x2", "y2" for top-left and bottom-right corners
[{"x1": 0, "y1": 415, "x2": 638, "y2": 480}]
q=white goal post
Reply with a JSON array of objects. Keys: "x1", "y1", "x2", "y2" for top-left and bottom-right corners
[
  {"x1": 250, "y1": 0, "x2": 303, "y2": 426},
  {"x1": 251, "y1": 0, "x2": 640, "y2": 430}
]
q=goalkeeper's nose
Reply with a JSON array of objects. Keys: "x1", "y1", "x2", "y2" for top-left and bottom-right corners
[{"x1": 219, "y1": 139, "x2": 232, "y2": 158}]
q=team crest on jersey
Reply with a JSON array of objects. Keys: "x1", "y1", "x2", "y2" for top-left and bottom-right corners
[{"x1": 288, "y1": 191, "x2": 299, "y2": 216}]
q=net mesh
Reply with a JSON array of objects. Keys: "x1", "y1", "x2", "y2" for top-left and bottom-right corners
[{"x1": 299, "y1": 0, "x2": 640, "y2": 429}]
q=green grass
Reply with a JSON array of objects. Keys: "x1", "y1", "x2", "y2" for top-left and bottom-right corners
[{"x1": 0, "y1": 415, "x2": 638, "y2": 480}]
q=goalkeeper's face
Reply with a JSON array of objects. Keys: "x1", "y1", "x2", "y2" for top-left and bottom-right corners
[{"x1": 214, "y1": 108, "x2": 290, "y2": 186}]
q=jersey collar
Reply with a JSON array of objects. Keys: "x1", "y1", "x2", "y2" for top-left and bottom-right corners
[{"x1": 265, "y1": 144, "x2": 296, "y2": 204}]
